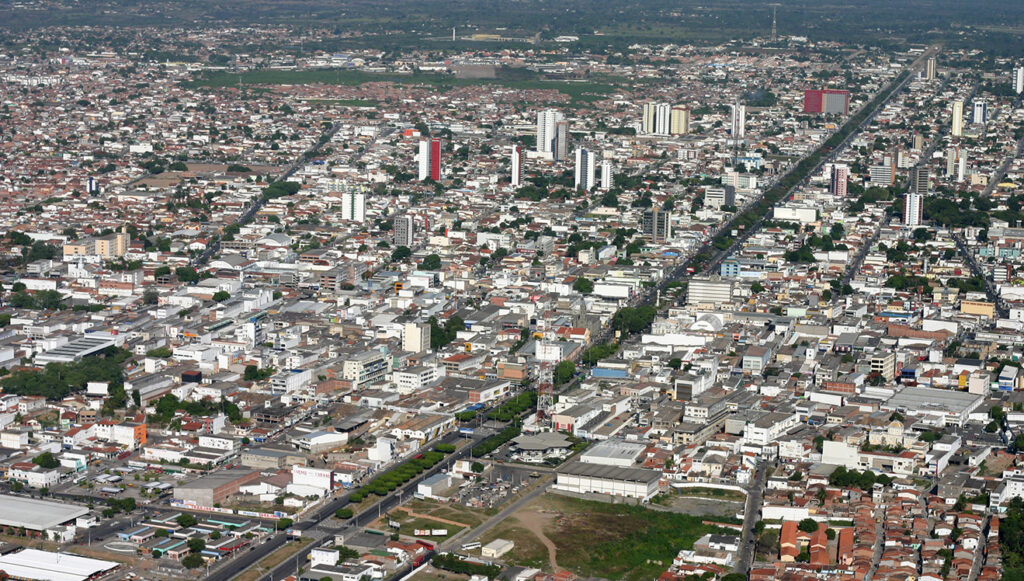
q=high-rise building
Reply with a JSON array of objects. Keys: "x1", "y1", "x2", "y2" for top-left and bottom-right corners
[
  {"x1": 641, "y1": 103, "x2": 657, "y2": 135},
  {"x1": 600, "y1": 160, "x2": 615, "y2": 191},
  {"x1": 429, "y1": 138, "x2": 442, "y2": 181},
  {"x1": 904, "y1": 192, "x2": 923, "y2": 227},
  {"x1": 511, "y1": 145, "x2": 524, "y2": 187},
  {"x1": 340, "y1": 192, "x2": 366, "y2": 222},
  {"x1": 394, "y1": 215, "x2": 414, "y2": 247},
  {"x1": 908, "y1": 166, "x2": 929, "y2": 196},
  {"x1": 730, "y1": 104, "x2": 746, "y2": 139},
  {"x1": 670, "y1": 105, "x2": 691, "y2": 135},
  {"x1": 704, "y1": 186, "x2": 736, "y2": 209},
  {"x1": 926, "y1": 57, "x2": 937, "y2": 81},
  {"x1": 830, "y1": 164, "x2": 849, "y2": 197},
  {"x1": 536, "y1": 109, "x2": 569, "y2": 156},
  {"x1": 951, "y1": 100, "x2": 964, "y2": 137},
  {"x1": 957, "y1": 155, "x2": 967, "y2": 182},
  {"x1": 972, "y1": 101, "x2": 987, "y2": 125},
  {"x1": 553, "y1": 120, "x2": 569, "y2": 161},
  {"x1": 417, "y1": 139, "x2": 430, "y2": 181},
  {"x1": 655, "y1": 103, "x2": 671, "y2": 136},
  {"x1": 574, "y1": 148, "x2": 596, "y2": 190},
  {"x1": 945, "y1": 148, "x2": 958, "y2": 177},
  {"x1": 803, "y1": 89, "x2": 851, "y2": 115},
  {"x1": 403, "y1": 321, "x2": 431, "y2": 353},
  {"x1": 1015, "y1": 66, "x2": 1024, "y2": 95},
  {"x1": 536, "y1": 110, "x2": 563, "y2": 154},
  {"x1": 642, "y1": 209, "x2": 672, "y2": 243}
]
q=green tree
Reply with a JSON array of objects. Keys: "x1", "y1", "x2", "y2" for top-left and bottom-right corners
[
  {"x1": 176, "y1": 514, "x2": 198, "y2": 528},
  {"x1": 188, "y1": 538, "x2": 206, "y2": 553},
  {"x1": 182, "y1": 553, "x2": 203, "y2": 569},
  {"x1": 572, "y1": 277, "x2": 594, "y2": 294},
  {"x1": 212, "y1": 290, "x2": 230, "y2": 302},
  {"x1": 391, "y1": 246, "x2": 412, "y2": 262},
  {"x1": 471, "y1": 461, "x2": 485, "y2": 473},
  {"x1": 335, "y1": 508, "x2": 353, "y2": 519},
  {"x1": 142, "y1": 289, "x2": 160, "y2": 305},
  {"x1": 798, "y1": 518, "x2": 819, "y2": 533},
  {"x1": 554, "y1": 360, "x2": 576, "y2": 385},
  {"x1": 32, "y1": 452, "x2": 59, "y2": 469},
  {"x1": 420, "y1": 254, "x2": 442, "y2": 270}
]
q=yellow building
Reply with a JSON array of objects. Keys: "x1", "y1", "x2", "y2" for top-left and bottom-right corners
[
  {"x1": 960, "y1": 300, "x2": 995, "y2": 318},
  {"x1": 62, "y1": 227, "x2": 130, "y2": 260}
]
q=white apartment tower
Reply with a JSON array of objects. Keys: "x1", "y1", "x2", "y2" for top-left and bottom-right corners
[
  {"x1": 730, "y1": 104, "x2": 746, "y2": 139},
  {"x1": 340, "y1": 192, "x2": 366, "y2": 222},
  {"x1": 905, "y1": 192, "x2": 924, "y2": 227},
  {"x1": 511, "y1": 145, "x2": 524, "y2": 187},
  {"x1": 536, "y1": 110, "x2": 564, "y2": 155},
  {"x1": 600, "y1": 160, "x2": 615, "y2": 191}
]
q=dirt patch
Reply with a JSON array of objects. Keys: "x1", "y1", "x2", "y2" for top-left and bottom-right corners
[{"x1": 514, "y1": 508, "x2": 560, "y2": 571}]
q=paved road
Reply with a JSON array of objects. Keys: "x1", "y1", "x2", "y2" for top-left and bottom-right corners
[{"x1": 734, "y1": 462, "x2": 767, "y2": 574}]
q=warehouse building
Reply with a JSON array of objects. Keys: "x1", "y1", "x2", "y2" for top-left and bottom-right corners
[
  {"x1": 0, "y1": 495, "x2": 90, "y2": 532},
  {"x1": 553, "y1": 461, "x2": 662, "y2": 500},
  {"x1": 173, "y1": 468, "x2": 260, "y2": 507},
  {"x1": 0, "y1": 549, "x2": 119, "y2": 581},
  {"x1": 881, "y1": 386, "x2": 984, "y2": 427}
]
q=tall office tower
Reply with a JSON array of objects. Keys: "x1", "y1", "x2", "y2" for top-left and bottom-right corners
[
  {"x1": 642, "y1": 209, "x2": 672, "y2": 243},
  {"x1": 926, "y1": 57, "x2": 937, "y2": 81},
  {"x1": 536, "y1": 110, "x2": 564, "y2": 155},
  {"x1": 403, "y1": 321, "x2": 431, "y2": 353},
  {"x1": 574, "y1": 148, "x2": 596, "y2": 190},
  {"x1": 641, "y1": 103, "x2": 657, "y2": 135},
  {"x1": 908, "y1": 166, "x2": 930, "y2": 196},
  {"x1": 946, "y1": 148, "x2": 958, "y2": 177},
  {"x1": 1015, "y1": 66, "x2": 1024, "y2": 95},
  {"x1": 340, "y1": 191, "x2": 366, "y2": 222},
  {"x1": 511, "y1": 145, "x2": 524, "y2": 187},
  {"x1": 972, "y1": 101, "x2": 987, "y2": 124},
  {"x1": 553, "y1": 120, "x2": 569, "y2": 161},
  {"x1": 730, "y1": 104, "x2": 746, "y2": 139},
  {"x1": 394, "y1": 215, "x2": 414, "y2": 247},
  {"x1": 600, "y1": 160, "x2": 615, "y2": 191},
  {"x1": 830, "y1": 164, "x2": 849, "y2": 197},
  {"x1": 417, "y1": 139, "x2": 430, "y2": 181},
  {"x1": 670, "y1": 105, "x2": 691, "y2": 135},
  {"x1": 951, "y1": 100, "x2": 964, "y2": 137},
  {"x1": 429, "y1": 138, "x2": 442, "y2": 181},
  {"x1": 655, "y1": 103, "x2": 671, "y2": 136},
  {"x1": 904, "y1": 192, "x2": 923, "y2": 227}
]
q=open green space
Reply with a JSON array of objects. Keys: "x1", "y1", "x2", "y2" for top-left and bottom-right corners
[{"x1": 186, "y1": 69, "x2": 621, "y2": 104}]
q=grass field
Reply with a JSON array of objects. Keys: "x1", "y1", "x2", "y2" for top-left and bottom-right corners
[
  {"x1": 675, "y1": 487, "x2": 747, "y2": 502},
  {"x1": 477, "y1": 516, "x2": 549, "y2": 569},
  {"x1": 498, "y1": 494, "x2": 738, "y2": 581},
  {"x1": 186, "y1": 69, "x2": 621, "y2": 104},
  {"x1": 390, "y1": 511, "x2": 465, "y2": 541}
]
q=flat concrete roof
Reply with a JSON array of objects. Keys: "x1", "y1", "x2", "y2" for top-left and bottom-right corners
[
  {"x1": 557, "y1": 460, "x2": 661, "y2": 484},
  {"x1": 0, "y1": 496, "x2": 90, "y2": 531},
  {"x1": 175, "y1": 468, "x2": 256, "y2": 491},
  {"x1": 885, "y1": 386, "x2": 983, "y2": 414},
  {"x1": 0, "y1": 549, "x2": 118, "y2": 581},
  {"x1": 580, "y1": 439, "x2": 646, "y2": 463},
  {"x1": 35, "y1": 335, "x2": 116, "y2": 364}
]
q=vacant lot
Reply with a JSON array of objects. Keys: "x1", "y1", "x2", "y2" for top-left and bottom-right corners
[{"x1": 487, "y1": 494, "x2": 737, "y2": 581}]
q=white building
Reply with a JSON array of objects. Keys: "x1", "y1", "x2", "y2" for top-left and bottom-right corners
[
  {"x1": 553, "y1": 461, "x2": 661, "y2": 500},
  {"x1": 574, "y1": 148, "x2": 596, "y2": 190},
  {"x1": 730, "y1": 104, "x2": 745, "y2": 139},
  {"x1": 340, "y1": 192, "x2": 366, "y2": 222},
  {"x1": 600, "y1": 160, "x2": 615, "y2": 191},
  {"x1": 905, "y1": 192, "x2": 923, "y2": 227},
  {"x1": 536, "y1": 110, "x2": 564, "y2": 154}
]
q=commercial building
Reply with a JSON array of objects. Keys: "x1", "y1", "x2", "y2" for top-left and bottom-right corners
[
  {"x1": 881, "y1": 386, "x2": 984, "y2": 427},
  {"x1": 803, "y1": 89, "x2": 851, "y2": 115},
  {"x1": 705, "y1": 186, "x2": 736, "y2": 209},
  {"x1": 580, "y1": 439, "x2": 646, "y2": 467},
  {"x1": 642, "y1": 209, "x2": 672, "y2": 243},
  {"x1": 687, "y1": 277, "x2": 734, "y2": 306},
  {"x1": 553, "y1": 460, "x2": 661, "y2": 500},
  {"x1": 0, "y1": 549, "x2": 119, "y2": 581},
  {"x1": 403, "y1": 321, "x2": 431, "y2": 353},
  {"x1": 972, "y1": 100, "x2": 987, "y2": 124},
  {"x1": 481, "y1": 539, "x2": 515, "y2": 558},
  {"x1": 0, "y1": 496, "x2": 90, "y2": 531},
  {"x1": 35, "y1": 335, "x2": 117, "y2": 364},
  {"x1": 173, "y1": 468, "x2": 260, "y2": 507},
  {"x1": 908, "y1": 166, "x2": 929, "y2": 196},
  {"x1": 926, "y1": 57, "x2": 937, "y2": 81}
]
